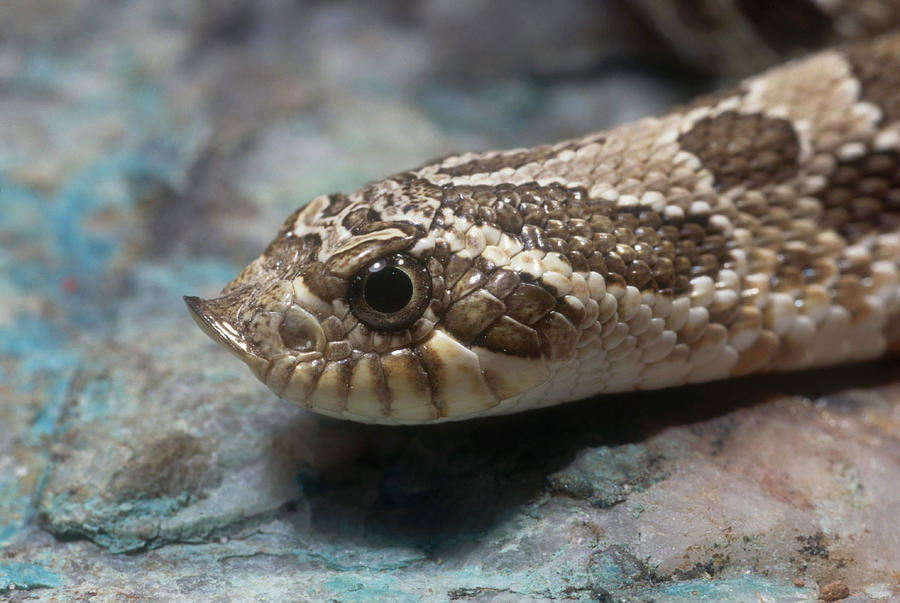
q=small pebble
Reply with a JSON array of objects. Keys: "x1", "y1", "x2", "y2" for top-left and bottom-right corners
[
  {"x1": 793, "y1": 577, "x2": 804, "y2": 587},
  {"x1": 820, "y1": 580, "x2": 850, "y2": 602}
]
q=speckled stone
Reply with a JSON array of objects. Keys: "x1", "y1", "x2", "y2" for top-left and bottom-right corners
[{"x1": 1, "y1": 1, "x2": 898, "y2": 601}]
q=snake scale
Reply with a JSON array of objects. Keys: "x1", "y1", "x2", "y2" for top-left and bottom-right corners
[{"x1": 186, "y1": 3, "x2": 900, "y2": 424}]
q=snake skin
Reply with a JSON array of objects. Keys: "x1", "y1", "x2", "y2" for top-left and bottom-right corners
[{"x1": 186, "y1": 24, "x2": 900, "y2": 425}]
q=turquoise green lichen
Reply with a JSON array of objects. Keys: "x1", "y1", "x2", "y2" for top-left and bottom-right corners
[
  {"x1": 0, "y1": 563, "x2": 62, "y2": 591},
  {"x1": 643, "y1": 576, "x2": 813, "y2": 602}
]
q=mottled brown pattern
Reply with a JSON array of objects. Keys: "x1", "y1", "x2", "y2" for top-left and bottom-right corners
[
  {"x1": 437, "y1": 141, "x2": 581, "y2": 178},
  {"x1": 678, "y1": 111, "x2": 801, "y2": 190},
  {"x1": 319, "y1": 193, "x2": 352, "y2": 218},
  {"x1": 434, "y1": 180, "x2": 738, "y2": 300},
  {"x1": 845, "y1": 33, "x2": 900, "y2": 124},
  {"x1": 341, "y1": 207, "x2": 380, "y2": 232},
  {"x1": 438, "y1": 148, "x2": 556, "y2": 178}
]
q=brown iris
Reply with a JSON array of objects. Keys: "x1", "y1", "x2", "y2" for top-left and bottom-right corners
[{"x1": 348, "y1": 254, "x2": 431, "y2": 331}]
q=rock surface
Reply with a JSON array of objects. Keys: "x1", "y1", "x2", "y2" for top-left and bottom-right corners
[{"x1": 1, "y1": 1, "x2": 898, "y2": 601}]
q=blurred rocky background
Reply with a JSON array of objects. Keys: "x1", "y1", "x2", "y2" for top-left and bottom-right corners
[{"x1": 0, "y1": 1, "x2": 898, "y2": 600}]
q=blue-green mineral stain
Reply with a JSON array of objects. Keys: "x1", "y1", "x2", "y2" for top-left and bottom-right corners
[
  {"x1": 643, "y1": 576, "x2": 812, "y2": 602},
  {"x1": 0, "y1": 562, "x2": 62, "y2": 591}
]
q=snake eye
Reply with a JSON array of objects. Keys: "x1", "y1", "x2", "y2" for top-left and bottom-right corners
[{"x1": 348, "y1": 253, "x2": 431, "y2": 331}]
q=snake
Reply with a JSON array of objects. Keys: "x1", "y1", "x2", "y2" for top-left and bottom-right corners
[{"x1": 185, "y1": 4, "x2": 900, "y2": 425}]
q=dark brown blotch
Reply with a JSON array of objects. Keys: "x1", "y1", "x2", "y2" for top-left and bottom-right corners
[
  {"x1": 319, "y1": 193, "x2": 353, "y2": 218},
  {"x1": 437, "y1": 145, "x2": 557, "y2": 178},
  {"x1": 678, "y1": 110, "x2": 800, "y2": 190},
  {"x1": 341, "y1": 207, "x2": 381, "y2": 233},
  {"x1": 439, "y1": 183, "x2": 591, "y2": 240},
  {"x1": 819, "y1": 149, "x2": 900, "y2": 243}
]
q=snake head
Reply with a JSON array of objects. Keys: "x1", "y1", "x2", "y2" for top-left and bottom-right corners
[
  {"x1": 182, "y1": 180, "x2": 502, "y2": 424},
  {"x1": 186, "y1": 175, "x2": 595, "y2": 423}
]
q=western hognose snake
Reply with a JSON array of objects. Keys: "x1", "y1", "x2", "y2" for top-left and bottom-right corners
[{"x1": 186, "y1": 4, "x2": 900, "y2": 424}]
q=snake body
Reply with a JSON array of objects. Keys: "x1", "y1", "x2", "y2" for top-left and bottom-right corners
[{"x1": 186, "y1": 19, "x2": 900, "y2": 424}]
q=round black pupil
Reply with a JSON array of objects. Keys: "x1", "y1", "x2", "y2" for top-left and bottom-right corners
[{"x1": 364, "y1": 264, "x2": 413, "y2": 314}]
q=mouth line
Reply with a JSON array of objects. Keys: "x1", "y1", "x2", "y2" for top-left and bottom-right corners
[{"x1": 267, "y1": 350, "x2": 324, "y2": 364}]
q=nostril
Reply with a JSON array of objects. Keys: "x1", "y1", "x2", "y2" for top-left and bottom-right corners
[{"x1": 279, "y1": 305, "x2": 326, "y2": 353}]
